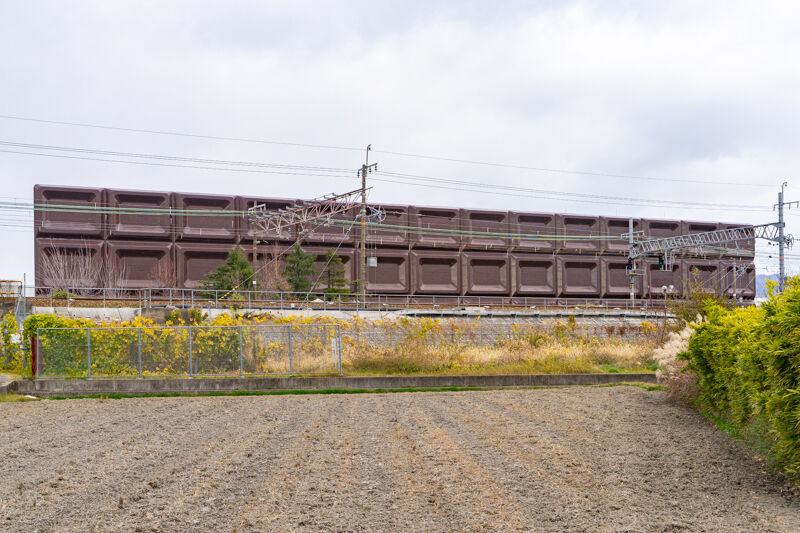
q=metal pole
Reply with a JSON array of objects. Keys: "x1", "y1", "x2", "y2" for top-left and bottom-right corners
[
  {"x1": 86, "y1": 328, "x2": 92, "y2": 378},
  {"x1": 238, "y1": 325, "x2": 244, "y2": 376},
  {"x1": 628, "y1": 218, "x2": 635, "y2": 302},
  {"x1": 22, "y1": 273, "x2": 26, "y2": 322},
  {"x1": 137, "y1": 327, "x2": 142, "y2": 378},
  {"x1": 35, "y1": 327, "x2": 40, "y2": 376},
  {"x1": 779, "y1": 183, "x2": 786, "y2": 293},
  {"x1": 288, "y1": 324, "x2": 294, "y2": 375},
  {"x1": 337, "y1": 324, "x2": 343, "y2": 374},
  {"x1": 359, "y1": 146, "x2": 370, "y2": 307},
  {"x1": 188, "y1": 326, "x2": 193, "y2": 376}
]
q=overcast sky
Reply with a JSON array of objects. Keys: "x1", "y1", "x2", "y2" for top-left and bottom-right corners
[{"x1": 1, "y1": 0, "x2": 799, "y2": 282}]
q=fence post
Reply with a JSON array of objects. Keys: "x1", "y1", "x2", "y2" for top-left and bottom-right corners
[
  {"x1": 137, "y1": 327, "x2": 143, "y2": 378},
  {"x1": 188, "y1": 326, "x2": 193, "y2": 377},
  {"x1": 33, "y1": 327, "x2": 40, "y2": 376},
  {"x1": 86, "y1": 328, "x2": 92, "y2": 379},
  {"x1": 238, "y1": 325, "x2": 244, "y2": 377},
  {"x1": 337, "y1": 324, "x2": 343, "y2": 374},
  {"x1": 288, "y1": 324, "x2": 294, "y2": 375}
]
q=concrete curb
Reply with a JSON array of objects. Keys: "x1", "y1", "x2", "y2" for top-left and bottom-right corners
[{"x1": 6, "y1": 373, "x2": 657, "y2": 397}]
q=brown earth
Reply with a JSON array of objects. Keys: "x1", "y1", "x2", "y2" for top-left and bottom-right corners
[{"x1": 0, "y1": 387, "x2": 798, "y2": 532}]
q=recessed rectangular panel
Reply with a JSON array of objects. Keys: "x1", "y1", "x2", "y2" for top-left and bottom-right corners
[
  {"x1": 643, "y1": 219, "x2": 681, "y2": 239},
  {"x1": 174, "y1": 193, "x2": 238, "y2": 242},
  {"x1": 107, "y1": 189, "x2": 172, "y2": 240},
  {"x1": 107, "y1": 241, "x2": 173, "y2": 289},
  {"x1": 237, "y1": 196, "x2": 298, "y2": 242},
  {"x1": 511, "y1": 253, "x2": 556, "y2": 296},
  {"x1": 34, "y1": 185, "x2": 105, "y2": 238},
  {"x1": 682, "y1": 221, "x2": 722, "y2": 256},
  {"x1": 461, "y1": 210, "x2": 509, "y2": 249},
  {"x1": 721, "y1": 223, "x2": 756, "y2": 254},
  {"x1": 298, "y1": 245, "x2": 356, "y2": 292},
  {"x1": 683, "y1": 259, "x2": 721, "y2": 294},
  {"x1": 557, "y1": 255, "x2": 600, "y2": 296},
  {"x1": 366, "y1": 204, "x2": 408, "y2": 246},
  {"x1": 557, "y1": 214, "x2": 600, "y2": 253},
  {"x1": 34, "y1": 238, "x2": 104, "y2": 288},
  {"x1": 409, "y1": 207, "x2": 460, "y2": 248},
  {"x1": 601, "y1": 217, "x2": 640, "y2": 254},
  {"x1": 510, "y1": 212, "x2": 556, "y2": 252},
  {"x1": 301, "y1": 203, "x2": 356, "y2": 245},
  {"x1": 601, "y1": 256, "x2": 641, "y2": 297},
  {"x1": 362, "y1": 248, "x2": 409, "y2": 293},
  {"x1": 645, "y1": 259, "x2": 682, "y2": 298},
  {"x1": 721, "y1": 260, "x2": 755, "y2": 299},
  {"x1": 463, "y1": 252, "x2": 509, "y2": 295},
  {"x1": 412, "y1": 250, "x2": 461, "y2": 294},
  {"x1": 176, "y1": 243, "x2": 237, "y2": 289}
]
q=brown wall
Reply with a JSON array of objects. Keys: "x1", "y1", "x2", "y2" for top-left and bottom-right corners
[{"x1": 32, "y1": 185, "x2": 757, "y2": 299}]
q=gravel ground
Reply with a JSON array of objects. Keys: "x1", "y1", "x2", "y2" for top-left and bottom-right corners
[{"x1": 1, "y1": 387, "x2": 798, "y2": 532}]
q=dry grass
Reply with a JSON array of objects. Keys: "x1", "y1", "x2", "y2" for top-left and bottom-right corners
[
  {"x1": 0, "y1": 393, "x2": 38, "y2": 402},
  {"x1": 344, "y1": 335, "x2": 659, "y2": 376},
  {"x1": 653, "y1": 325, "x2": 697, "y2": 402}
]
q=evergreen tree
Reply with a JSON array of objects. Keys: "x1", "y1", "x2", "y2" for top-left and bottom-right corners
[
  {"x1": 322, "y1": 249, "x2": 348, "y2": 299},
  {"x1": 200, "y1": 248, "x2": 254, "y2": 297},
  {"x1": 283, "y1": 244, "x2": 314, "y2": 294}
]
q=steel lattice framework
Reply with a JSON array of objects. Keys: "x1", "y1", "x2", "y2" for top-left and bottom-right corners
[
  {"x1": 247, "y1": 188, "x2": 369, "y2": 239},
  {"x1": 629, "y1": 222, "x2": 794, "y2": 269}
]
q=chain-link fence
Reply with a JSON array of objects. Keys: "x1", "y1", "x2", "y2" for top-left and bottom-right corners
[
  {"x1": 343, "y1": 317, "x2": 655, "y2": 348},
  {"x1": 33, "y1": 324, "x2": 342, "y2": 379}
]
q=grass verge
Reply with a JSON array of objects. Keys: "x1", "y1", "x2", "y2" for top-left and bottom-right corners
[
  {"x1": 0, "y1": 393, "x2": 39, "y2": 402},
  {"x1": 32, "y1": 382, "x2": 662, "y2": 400}
]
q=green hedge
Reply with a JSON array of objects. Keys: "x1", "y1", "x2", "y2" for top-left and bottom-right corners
[{"x1": 681, "y1": 277, "x2": 800, "y2": 478}]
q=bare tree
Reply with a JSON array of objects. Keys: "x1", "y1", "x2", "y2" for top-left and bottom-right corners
[
  {"x1": 147, "y1": 256, "x2": 177, "y2": 288},
  {"x1": 255, "y1": 242, "x2": 289, "y2": 293},
  {"x1": 39, "y1": 240, "x2": 102, "y2": 294},
  {"x1": 102, "y1": 261, "x2": 129, "y2": 298}
]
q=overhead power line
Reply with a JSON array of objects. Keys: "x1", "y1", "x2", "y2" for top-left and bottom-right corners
[
  {"x1": 365, "y1": 175, "x2": 772, "y2": 213},
  {"x1": 374, "y1": 170, "x2": 767, "y2": 210},
  {"x1": 0, "y1": 143, "x2": 773, "y2": 213},
  {"x1": 0, "y1": 149, "x2": 356, "y2": 179},
  {"x1": 0, "y1": 113, "x2": 770, "y2": 188},
  {"x1": 0, "y1": 140, "x2": 353, "y2": 172},
  {"x1": 371, "y1": 149, "x2": 771, "y2": 188},
  {"x1": 0, "y1": 114, "x2": 362, "y2": 153}
]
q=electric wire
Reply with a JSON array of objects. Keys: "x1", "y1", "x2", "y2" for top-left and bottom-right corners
[
  {"x1": 0, "y1": 113, "x2": 771, "y2": 188},
  {"x1": 0, "y1": 140, "x2": 354, "y2": 172},
  {"x1": 0, "y1": 141, "x2": 776, "y2": 212},
  {"x1": 374, "y1": 170, "x2": 766, "y2": 209},
  {"x1": 0, "y1": 150, "x2": 357, "y2": 179}
]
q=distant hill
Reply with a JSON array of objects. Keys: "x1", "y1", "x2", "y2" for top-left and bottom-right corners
[{"x1": 756, "y1": 274, "x2": 779, "y2": 298}]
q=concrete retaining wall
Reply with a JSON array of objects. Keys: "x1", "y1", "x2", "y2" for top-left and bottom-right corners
[{"x1": 6, "y1": 373, "x2": 657, "y2": 397}]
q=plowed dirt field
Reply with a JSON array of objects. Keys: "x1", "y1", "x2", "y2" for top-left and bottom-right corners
[{"x1": 1, "y1": 387, "x2": 798, "y2": 532}]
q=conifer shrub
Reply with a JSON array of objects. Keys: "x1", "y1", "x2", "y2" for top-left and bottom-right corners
[{"x1": 680, "y1": 277, "x2": 800, "y2": 478}]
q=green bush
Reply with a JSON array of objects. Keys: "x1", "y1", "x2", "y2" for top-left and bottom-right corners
[{"x1": 680, "y1": 277, "x2": 800, "y2": 478}]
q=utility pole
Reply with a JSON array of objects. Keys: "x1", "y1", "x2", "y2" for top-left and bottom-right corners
[
  {"x1": 774, "y1": 182, "x2": 799, "y2": 293},
  {"x1": 628, "y1": 218, "x2": 635, "y2": 302},
  {"x1": 779, "y1": 182, "x2": 785, "y2": 293},
  {"x1": 359, "y1": 145, "x2": 377, "y2": 306}
]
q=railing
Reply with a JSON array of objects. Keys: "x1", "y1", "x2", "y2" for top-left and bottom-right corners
[
  {"x1": 33, "y1": 324, "x2": 343, "y2": 379},
  {"x1": 16, "y1": 285, "x2": 680, "y2": 313}
]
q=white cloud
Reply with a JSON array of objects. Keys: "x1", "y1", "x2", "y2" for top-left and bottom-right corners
[{"x1": 1, "y1": 0, "x2": 799, "y2": 280}]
